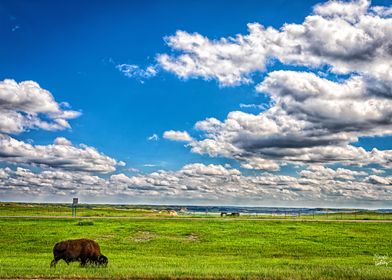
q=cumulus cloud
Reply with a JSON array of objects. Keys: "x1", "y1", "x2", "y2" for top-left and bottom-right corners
[
  {"x1": 185, "y1": 71, "x2": 392, "y2": 170},
  {"x1": 157, "y1": 0, "x2": 392, "y2": 85},
  {"x1": 0, "y1": 78, "x2": 124, "y2": 174},
  {"x1": 300, "y1": 165, "x2": 367, "y2": 180},
  {"x1": 371, "y1": 5, "x2": 392, "y2": 17},
  {"x1": 0, "y1": 167, "x2": 107, "y2": 196},
  {"x1": 163, "y1": 130, "x2": 193, "y2": 142},
  {"x1": 181, "y1": 163, "x2": 241, "y2": 176},
  {"x1": 256, "y1": 71, "x2": 392, "y2": 137},
  {"x1": 0, "y1": 79, "x2": 80, "y2": 134},
  {"x1": 157, "y1": 27, "x2": 267, "y2": 85},
  {"x1": 240, "y1": 157, "x2": 280, "y2": 172},
  {"x1": 54, "y1": 137, "x2": 72, "y2": 146},
  {"x1": 3, "y1": 0, "x2": 392, "y2": 206},
  {"x1": 127, "y1": 167, "x2": 140, "y2": 173},
  {"x1": 366, "y1": 175, "x2": 391, "y2": 185},
  {"x1": 370, "y1": 168, "x2": 385, "y2": 174},
  {"x1": 0, "y1": 134, "x2": 120, "y2": 173},
  {"x1": 149, "y1": 0, "x2": 392, "y2": 173},
  {"x1": 1, "y1": 163, "x2": 391, "y2": 206}
]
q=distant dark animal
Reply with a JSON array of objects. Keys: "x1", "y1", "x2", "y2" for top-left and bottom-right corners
[
  {"x1": 220, "y1": 212, "x2": 227, "y2": 217},
  {"x1": 50, "y1": 238, "x2": 108, "y2": 268},
  {"x1": 229, "y1": 212, "x2": 240, "y2": 217}
]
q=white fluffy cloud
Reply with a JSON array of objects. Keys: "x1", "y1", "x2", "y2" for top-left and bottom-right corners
[
  {"x1": 257, "y1": 71, "x2": 392, "y2": 137},
  {"x1": 2, "y1": 0, "x2": 392, "y2": 206},
  {"x1": 0, "y1": 78, "x2": 124, "y2": 174},
  {"x1": 240, "y1": 157, "x2": 280, "y2": 172},
  {"x1": 153, "y1": 0, "x2": 392, "y2": 173},
  {"x1": 1, "y1": 163, "x2": 391, "y2": 206},
  {"x1": 366, "y1": 174, "x2": 391, "y2": 185},
  {"x1": 157, "y1": 26, "x2": 268, "y2": 85},
  {"x1": 157, "y1": 0, "x2": 392, "y2": 85},
  {"x1": 163, "y1": 130, "x2": 193, "y2": 142},
  {"x1": 0, "y1": 134, "x2": 121, "y2": 173},
  {"x1": 0, "y1": 167, "x2": 107, "y2": 196},
  {"x1": 300, "y1": 165, "x2": 367, "y2": 180},
  {"x1": 53, "y1": 137, "x2": 72, "y2": 146},
  {"x1": 181, "y1": 163, "x2": 241, "y2": 176},
  {"x1": 0, "y1": 79, "x2": 80, "y2": 134},
  {"x1": 186, "y1": 70, "x2": 392, "y2": 170}
]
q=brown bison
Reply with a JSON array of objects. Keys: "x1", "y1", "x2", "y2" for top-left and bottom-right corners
[{"x1": 50, "y1": 238, "x2": 108, "y2": 267}]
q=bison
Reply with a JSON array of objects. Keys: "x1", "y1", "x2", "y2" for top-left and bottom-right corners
[{"x1": 50, "y1": 238, "x2": 108, "y2": 267}]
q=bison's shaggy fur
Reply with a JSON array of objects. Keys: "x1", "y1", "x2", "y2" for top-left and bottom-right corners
[{"x1": 50, "y1": 238, "x2": 108, "y2": 268}]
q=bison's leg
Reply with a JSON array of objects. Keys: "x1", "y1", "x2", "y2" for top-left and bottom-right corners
[
  {"x1": 90, "y1": 256, "x2": 98, "y2": 266},
  {"x1": 80, "y1": 258, "x2": 87, "y2": 267},
  {"x1": 50, "y1": 255, "x2": 62, "y2": 268},
  {"x1": 50, "y1": 258, "x2": 59, "y2": 268}
]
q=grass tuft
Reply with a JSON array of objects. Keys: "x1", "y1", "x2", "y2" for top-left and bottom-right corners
[{"x1": 77, "y1": 219, "x2": 94, "y2": 226}]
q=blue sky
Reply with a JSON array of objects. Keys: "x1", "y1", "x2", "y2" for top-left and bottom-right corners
[
  {"x1": 0, "y1": 0, "x2": 322, "y2": 172},
  {"x1": 0, "y1": 0, "x2": 391, "y2": 207}
]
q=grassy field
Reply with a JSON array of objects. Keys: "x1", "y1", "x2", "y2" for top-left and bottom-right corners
[
  {"x1": 1, "y1": 202, "x2": 392, "y2": 220},
  {"x1": 0, "y1": 202, "x2": 165, "y2": 218},
  {"x1": 1, "y1": 215, "x2": 392, "y2": 279}
]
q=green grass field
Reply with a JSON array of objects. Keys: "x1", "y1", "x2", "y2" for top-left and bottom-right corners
[
  {"x1": 2, "y1": 202, "x2": 392, "y2": 220},
  {"x1": 0, "y1": 202, "x2": 165, "y2": 218},
  {"x1": 1, "y1": 208, "x2": 392, "y2": 279}
]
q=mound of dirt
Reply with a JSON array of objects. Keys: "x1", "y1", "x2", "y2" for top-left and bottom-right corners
[{"x1": 186, "y1": 233, "x2": 200, "y2": 242}]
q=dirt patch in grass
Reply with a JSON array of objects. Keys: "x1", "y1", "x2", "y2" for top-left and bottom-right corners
[
  {"x1": 96, "y1": 234, "x2": 115, "y2": 241},
  {"x1": 186, "y1": 233, "x2": 200, "y2": 242},
  {"x1": 130, "y1": 231, "x2": 156, "y2": 242}
]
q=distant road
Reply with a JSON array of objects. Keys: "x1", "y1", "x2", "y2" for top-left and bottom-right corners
[{"x1": 1, "y1": 215, "x2": 392, "y2": 222}]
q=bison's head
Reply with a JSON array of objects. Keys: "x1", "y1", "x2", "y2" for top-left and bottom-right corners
[{"x1": 98, "y1": 255, "x2": 108, "y2": 266}]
